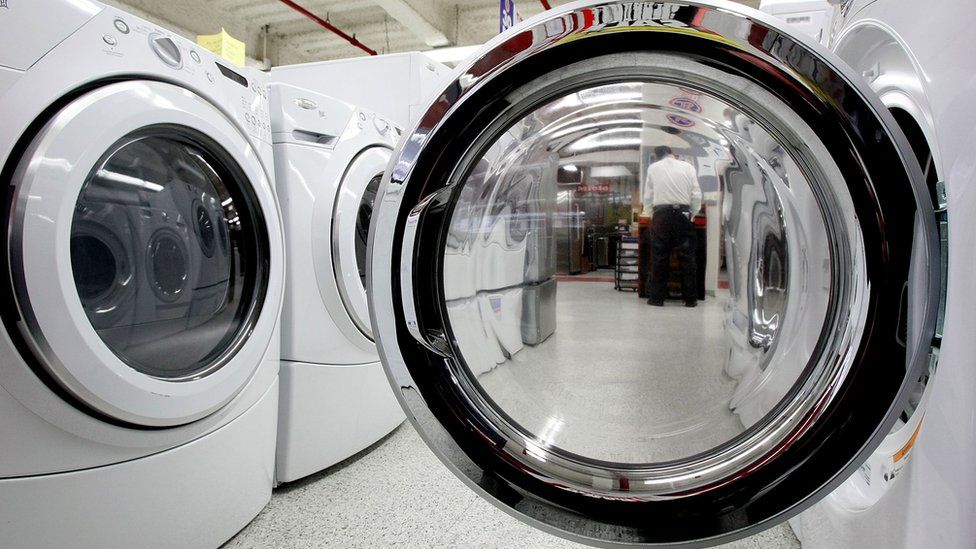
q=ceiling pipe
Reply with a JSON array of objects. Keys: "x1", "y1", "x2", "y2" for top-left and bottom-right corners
[
  {"x1": 276, "y1": 0, "x2": 378, "y2": 55},
  {"x1": 540, "y1": 0, "x2": 552, "y2": 9}
]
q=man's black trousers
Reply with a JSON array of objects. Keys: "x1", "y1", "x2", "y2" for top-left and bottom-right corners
[{"x1": 648, "y1": 206, "x2": 697, "y2": 304}]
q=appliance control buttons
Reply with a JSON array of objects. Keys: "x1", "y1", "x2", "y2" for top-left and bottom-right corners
[
  {"x1": 358, "y1": 112, "x2": 367, "y2": 121},
  {"x1": 103, "y1": 35, "x2": 117, "y2": 46},
  {"x1": 190, "y1": 50, "x2": 201, "y2": 64},
  {"x1": 374, "y1": 117, "x2": 390, "y2": 135},
  {"x1": 114, "y1": 19, "x2": 130, "y2": 34},
  {"x1": 149, "y1": 33, "x2": 183, "y2": 69}
]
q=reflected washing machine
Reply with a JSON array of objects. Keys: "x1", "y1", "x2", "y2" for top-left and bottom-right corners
[
  {"x1": 268, "y1": 83, "x2": 404, "y2": 483},
  {"x1": 270, "y1": 52, "x2": 450, "y2": 129},
  {"x1": 0, "y1": 1, "x2": 284, "y2": 547}
]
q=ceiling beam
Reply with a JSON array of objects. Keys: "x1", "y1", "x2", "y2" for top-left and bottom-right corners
[{"x1": 370, "y1": 0, "x2": 453, "y2": 47}]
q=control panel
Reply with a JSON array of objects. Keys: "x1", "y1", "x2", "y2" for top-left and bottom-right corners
[
  {"x1": 268, "y1": 83, "x2": 400, "y2": 149},
  {"x1": 92, "y1": 8, "x2": 272, "y2": 144}
]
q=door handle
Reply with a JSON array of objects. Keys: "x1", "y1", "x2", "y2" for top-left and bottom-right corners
[{"x1": 399, "y1": 187, "x2": 452, "y2": 354}]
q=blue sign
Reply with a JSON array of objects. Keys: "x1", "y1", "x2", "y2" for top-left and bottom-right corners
[{"x1": 500, "y1": 0, "x2": 518, "y2": 33}]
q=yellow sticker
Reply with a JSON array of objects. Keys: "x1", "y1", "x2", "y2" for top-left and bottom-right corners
[{"x1": 197, "y1": 28, "x2": 245, "y2": 67}]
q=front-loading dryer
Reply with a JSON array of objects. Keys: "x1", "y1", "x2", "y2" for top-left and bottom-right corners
[
  {"x1": 366, "y1": 1, "x2": 952, "y2": 547},
  {"x1": 0, "y1": 1, "x2": 283, "y2": 547},
  {"x1": 784, "y1": 0, "x2": 972, "y2": 547},
  {"x1": 269, "y1": 83, "x2": 404, "y2": 484}
]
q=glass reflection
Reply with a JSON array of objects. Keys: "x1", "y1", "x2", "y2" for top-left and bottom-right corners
[
  {"x1": 71, "y1": 131, "x2": 260, "y2": 380},
  {"x1": 443, "y1": 81, "x2": 834, "y2": 464}
]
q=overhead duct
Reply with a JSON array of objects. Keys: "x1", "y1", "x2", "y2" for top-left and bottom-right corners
[{"x1": 276, "y1": 0, "x2": 377, "y2": 56}]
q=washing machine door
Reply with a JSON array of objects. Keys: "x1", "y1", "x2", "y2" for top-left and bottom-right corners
[
  {"x1": 6, "y1": 80, "x2": 280, "y2": 427},
  {"x1": 332, "y1": 146, "x2": 391, "y2": 339},
  {"x1": 368, "y1": 1, "x2": 941, "y2": 546}
]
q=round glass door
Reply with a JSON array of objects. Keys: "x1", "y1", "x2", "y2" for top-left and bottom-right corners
[
  {"x1": 70, "y1": 127, "x2": 266, "y2": 380},
  {"x1": 368, "y1": 1, "x2": 940, "y2": 546}
]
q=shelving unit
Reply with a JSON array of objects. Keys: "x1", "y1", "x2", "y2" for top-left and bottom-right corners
[{"x1": 615, "y1": 237, "x2": 639, "y2": 291}]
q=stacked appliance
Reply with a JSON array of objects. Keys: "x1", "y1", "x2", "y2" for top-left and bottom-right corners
[
  {"x1": 268, "y1": 83, "x2": 404, "y2": 483},
  {"x1": 270, "y1": 51, "x2": 450, "y2": 129},
  {"x1": 0, "y1": 1, "x2": 284, "y2": 547}
]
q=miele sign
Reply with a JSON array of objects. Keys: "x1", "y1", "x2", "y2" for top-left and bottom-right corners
[{"x1": 582, "y1": 2, "x2": 690, "y2": 29}]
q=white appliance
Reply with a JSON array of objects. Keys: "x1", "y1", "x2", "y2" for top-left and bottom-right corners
[
  {"x1": 270, "y1": 51, "x2": 451, "y2": 128},
  {"x1": 787, "y1": 0, "x2": 974, "y2": 546},
  {"x1": 269, "y1": 83, "x2": 404, "y2": 483},
  {"x1": 366, "y1": 1, "x2": 955, "y2": 547},
  {"x1": 0, "y1": 2, "x2": 284, "y2": 547},
  {"x1": 759, "y1": 0, "x2": 831, "y2": 43}
]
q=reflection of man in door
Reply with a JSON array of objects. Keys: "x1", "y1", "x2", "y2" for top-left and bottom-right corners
[{"x1": 642, "y1": 146, "x2": 701, "y2": 307}]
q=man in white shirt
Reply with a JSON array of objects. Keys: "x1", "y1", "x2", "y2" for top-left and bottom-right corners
[{"x1": 642, "y1": 145, "x2": 702, "y2": 307}]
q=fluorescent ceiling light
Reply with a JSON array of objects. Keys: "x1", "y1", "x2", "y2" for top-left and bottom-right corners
[
  {"x1": 95, "y1": 169, "x2": 164, "y2": 193},
  {"x1": 424, "y1": 45, "x2": 482, "y2": 65},
  {"x1": 562, "y1": 164, "x2": 579, "y2": 172},
  {"x1": 569, "y1": 138, "x2": 643, "y2": 151},
  {"x1": 590, "y1": 166, "x2": 634, "y2": 178}
]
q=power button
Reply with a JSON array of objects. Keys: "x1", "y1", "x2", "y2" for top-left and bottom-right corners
[{"x1": 114, "y1": 19, "x2": 130, "y2": 34}]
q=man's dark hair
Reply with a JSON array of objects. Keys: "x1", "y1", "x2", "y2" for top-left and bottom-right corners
[{"x1": 654, "y1": 145, "x2": 672, "y2": 159}]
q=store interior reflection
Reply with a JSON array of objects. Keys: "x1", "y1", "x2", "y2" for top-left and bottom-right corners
[{"x1": 442, "y1": 81, "x2": 833, "y2": 466}]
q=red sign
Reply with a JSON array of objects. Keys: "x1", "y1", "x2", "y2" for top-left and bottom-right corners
[{"x1": 577, "y1": 183, "x2": 611, "y2": 194}]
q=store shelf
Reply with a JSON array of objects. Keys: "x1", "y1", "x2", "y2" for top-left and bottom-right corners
[{"x1": 615, "y1": 237, "x2": 639, "y2": 291}]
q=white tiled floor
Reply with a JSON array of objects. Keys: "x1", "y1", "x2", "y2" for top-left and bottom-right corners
[
  {"x1": 224, "y1": 422, "x2": 800, "y2": 548},
  {"x1": 226, "y1": 276, "x2": 802, "y2": 548},
  {"x1": 475, "y1": 280, "x2": 742, "y2": 464}
]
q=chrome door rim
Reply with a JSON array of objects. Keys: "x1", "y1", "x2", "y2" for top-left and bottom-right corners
[{"x1": 368, "y1": 1, "x2": 940, "y2": 545}]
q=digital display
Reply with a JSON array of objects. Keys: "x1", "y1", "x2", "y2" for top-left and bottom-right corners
[{"x1": 216, "y1": 63, "x2": 248, "y2": 88}]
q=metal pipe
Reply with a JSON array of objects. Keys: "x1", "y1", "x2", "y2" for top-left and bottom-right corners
[{"x1": 276, "y1": 0, "x2": 378, "y2": 56}]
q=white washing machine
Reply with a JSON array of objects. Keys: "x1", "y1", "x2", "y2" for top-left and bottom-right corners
[
  {"x1": 269, "y1": 83, "x2": 404, "y2": 484},
  {"x1": 0, "y1": 2, "x2": 283, "y2": 547},
  {"x1": 786, "y1": 0, "x2": 975, "y2": 546},
  {"x1": 366, "y1": 0, "x2": 960, "y2": 546},
  {"x1": 270, "y1": 52, "x2": 451, "y2": 129}
]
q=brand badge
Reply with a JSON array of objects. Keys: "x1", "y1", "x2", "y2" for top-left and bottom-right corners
[{"x1": 294, "y1": 98, "x2": 317, "y2": 110}]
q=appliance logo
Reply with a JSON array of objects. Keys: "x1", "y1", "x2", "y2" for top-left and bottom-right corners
[
  {"x1": 668, "y1": 97, "x2": 702, "y2": 113},
  {"x1": 294, "y1": 98, "x2": 317, "y2": 111},
  {"x1": 0, "y1": 1, "x2": 8, "y2": 8},
  {"x1": 666, "y1": 113, "x2": 695, "y2": 128}
]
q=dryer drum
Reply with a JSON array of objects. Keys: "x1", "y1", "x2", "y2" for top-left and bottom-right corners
[
  {"x1": 69, "y1": 217, "x2": 136, "y2": 331},
  {"x1": 147, "y1": 228, "x2": 189, "y2": 302},
  {"x1": 193, "y1": 200, "x2": 218, "y2": 258}
]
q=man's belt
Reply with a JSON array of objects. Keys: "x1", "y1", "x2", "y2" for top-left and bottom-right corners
[{"x1": 653, "y1": 204, "x2": 691, "y2": 213}]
